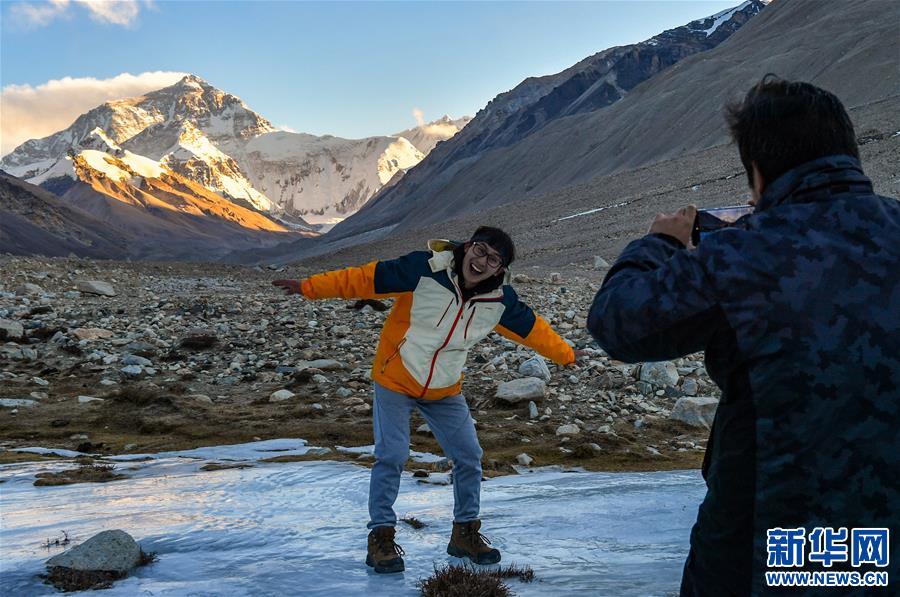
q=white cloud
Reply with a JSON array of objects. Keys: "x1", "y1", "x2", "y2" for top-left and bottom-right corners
[
  {"x1": 275, "y1": 124, "x2": 298, "y2": 134},
  {"x1": 1, "y1": 71, "x2": 187, "y2": 156},
  {"x1": 78, "y1": 0, "x2": 141, "y2": 26},
  {"x1": 411, "y1": 107, "x2": 459, "y2": 139},
  {"x1": 10, "y1": 0, "x2": 148, "y2": 28},
  {"x1": 9, "y1": 0, "x2": 70, "y2": 27},
  {"x1": 412, "y1": 107, "x2": 425, "y2": 127}
]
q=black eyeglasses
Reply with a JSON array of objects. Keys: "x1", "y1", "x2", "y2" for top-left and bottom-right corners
[{"x1": 471, "y1": 242, "x2": 503, "y2": 269}]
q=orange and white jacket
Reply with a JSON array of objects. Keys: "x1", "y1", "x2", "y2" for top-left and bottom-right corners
[{"x1": 300, "y1": 240, "x2": 575, "y2": 400}]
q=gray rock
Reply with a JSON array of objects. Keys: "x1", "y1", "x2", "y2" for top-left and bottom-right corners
[
  {"x1": 46, "y1": 529, "x2": 140, "y2": 576},
  {"x1": 0, "y1": 319, "x2": 25, "y2": 341},
  {"x1": 496, "y1": 377, "x2": 546, "y2": 404},
  {"x1": 122, "y1": 354, "x2": 152, "y2": 367},
  {"x1": 528, "y1": 401, "x2": 539, "y2": 419},
  {"x1": 330, "y1": 325, "x2": 352, "y2": 337},
  {"x1": 670, "y1": 397, "x2": 719, "y2": 429},
  {"x1": 556, "y1": 424, "x2": 580, "y2": 436},
  {"x1": 297, "y1": 359, "x2": 344, "y2": 371},
  {"x1": 120, "y1": 365, "x2": 143, "y2": 377},
  {"x1": 518, "y1": 356, "x2": 551, "y2": 381},
  {"x1": 190, "y1": 394, "x2": 213, "y2": 404},
  {"x1": 335, "y1": 387, "x2": 353, "y2": 398},
  {"x1": 77, "y1": 396, "x2": 104, "y2": 404},
  {"x1": 72, "y1": 328, "x2": 114, "y2": 341},
  {"x1": 1, "y1": 398, "x2": 37, "y2": 408},
  {"x1": 635, "y1": 380, "x2": 654, "y2": 396},
  {"x1": 639, "y1": 361, "x2": 679, "y2": 387},
  {"x1": 75, "y1": 280, "x2": 116, "y2": 297},
  {"x1": 594, "y1": 256, "x2": 611, "y2": 270},
  {"x1": 681, "y1": 378, "x2": 699, "y2": 396},
  {"x1": 306, "y1": 447, "x2": 332, "y2": 456},
  {"x1": 516, "y1": 453, "x2": 534, "y2": 466},
  {"x1": 15, "y1": 283, "x2": 44, "y2": 296},
  {"x1": 416, "y1": 423, "x2": 432, "y2": 434},
  {"x1": 270, "y1": 389, "x2": 295, "y2": 402}
]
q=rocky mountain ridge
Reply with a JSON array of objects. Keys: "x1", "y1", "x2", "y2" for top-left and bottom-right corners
[{"x1": 328, "y1": 0, "x2": 771, "y2": 240}]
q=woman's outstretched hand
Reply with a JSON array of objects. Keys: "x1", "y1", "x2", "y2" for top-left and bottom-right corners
[{"x1": 272, "y1": 280, "x2": 303, "y2": 296}]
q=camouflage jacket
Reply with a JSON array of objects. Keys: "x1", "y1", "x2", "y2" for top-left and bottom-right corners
[{"x1": 587, "y1": 155, "x2": 899, "y2": 595}]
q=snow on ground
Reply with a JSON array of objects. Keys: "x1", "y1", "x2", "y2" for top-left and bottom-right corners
[
  {"x1": 555, "y1": 201, "x2": 631, "y2": 222},
  {"x1": 1, "y1": 441, "x2": 706, "y2": 596}
]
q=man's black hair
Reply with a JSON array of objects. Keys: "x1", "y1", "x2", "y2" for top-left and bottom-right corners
[
  {"x1": 452, "y1": 226, "x2": 515, "y2": 298},
  {"x1": 725, "y1": 75, "x2": 859, "y2": 188}
]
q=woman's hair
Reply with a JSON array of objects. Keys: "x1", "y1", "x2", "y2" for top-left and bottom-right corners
[{"x1": 452, "y1": 226, "x2": 515, "y2": 297}]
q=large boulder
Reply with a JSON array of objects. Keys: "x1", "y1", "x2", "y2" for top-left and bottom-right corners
[
  {"x1": 14, "y1": 283, "x2": 43, "y2": 296},
  {"x1": 670, "y1": 397, "x2": 719, "y2": 429},
  {"x1": 639, "y1": 361, "x2": 679, "y2": 387},
  {"x1": 46, "y1": 529, "x2": 143, "y2": 591},
  {"x1": 495, "y1": 377, "x2": 546, "y2": 404},
  {"x1": 75, "y1": 280, "x2": 117, "y2": 297}
]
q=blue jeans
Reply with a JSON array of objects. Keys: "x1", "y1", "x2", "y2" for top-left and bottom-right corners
[{"x1": 367, "y1": 382, "x2": 484, "y2": 529}]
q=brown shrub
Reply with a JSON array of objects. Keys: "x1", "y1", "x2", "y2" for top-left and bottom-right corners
[
  {"x1": 418, "y1": 564, "x2": 534, "y2": 597},
  {"x1": 34, "y1": 464, "x2": 128, "y2": 486}
]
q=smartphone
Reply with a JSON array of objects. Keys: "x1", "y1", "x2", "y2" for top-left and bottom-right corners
[{"x1": 691, "y1": 205, "x2": 754, "y2": 245}]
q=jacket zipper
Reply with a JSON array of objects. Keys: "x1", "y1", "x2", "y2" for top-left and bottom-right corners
[
  {"x1": 380, "y1": 338, "x2": 407, "y2": 374},
  {"x1": 418, "y1": 280, "x2": 501, "y2": 397},
  {"x1": 419, "y1": 302, "x2": 465, "y2": 397}
]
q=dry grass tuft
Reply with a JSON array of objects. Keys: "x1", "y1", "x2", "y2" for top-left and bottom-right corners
[
  {"x1": 401, "y1": 516, "x2": 426, "y2": 529},
  {"x1": 199, "y1": 462, "x2": 254, "y2": 471},
  {"x1": 34, "y1": 463, "x2": 128, "y2": 487},
  {"x1": 418, "y1": 563, "x2": 535, "y2": 597}
]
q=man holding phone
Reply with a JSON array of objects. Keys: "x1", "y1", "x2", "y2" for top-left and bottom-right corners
[{"x1": 587, "y1": 76, "x2": 899, "y2": 595}]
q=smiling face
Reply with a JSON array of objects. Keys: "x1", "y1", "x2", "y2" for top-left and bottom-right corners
[{"x1": 460, "y1": 241, "x2": 504, "y2": 289}]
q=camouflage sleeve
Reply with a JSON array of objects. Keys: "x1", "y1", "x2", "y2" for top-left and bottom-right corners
[{"x1": 586, "y1": 233, "x2": 724, "y2": 363}]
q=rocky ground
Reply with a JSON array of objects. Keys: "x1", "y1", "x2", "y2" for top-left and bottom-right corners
[{"x1": 0, "y1": 255, "x2": 719, "y2": 476}]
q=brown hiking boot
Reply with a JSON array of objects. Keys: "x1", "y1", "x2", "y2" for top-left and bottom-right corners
[
  {"x1": 447, "y1": 520, "x2": 501, "y2": 564},
  {"x1": 366, "y1": 526, "x2": 405, "y2": 574}
]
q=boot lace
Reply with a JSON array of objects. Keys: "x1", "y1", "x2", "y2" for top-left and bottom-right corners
[
  {"x1": 375, "y1": 534, "x2": 405, "y2": 557},
  {"x1": 463, "y1": 526, "x2": 492, "y2": 549}
]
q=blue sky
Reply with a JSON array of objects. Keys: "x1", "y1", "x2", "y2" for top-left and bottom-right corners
[{"x1": 1, "y1": 0, "x2": 739, "y2": 144}]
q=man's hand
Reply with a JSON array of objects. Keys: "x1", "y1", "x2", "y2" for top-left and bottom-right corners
[
  {"x1": 648, "y1": 205, "x2": 697, "y2": 248},
  {"x1": 272, "y1": 279, "x2": 303, "y2": 296}
]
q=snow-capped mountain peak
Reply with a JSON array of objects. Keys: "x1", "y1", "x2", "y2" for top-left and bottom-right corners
[{"x1": 1, "y1": 75, "x2": 470, "y2": 229}]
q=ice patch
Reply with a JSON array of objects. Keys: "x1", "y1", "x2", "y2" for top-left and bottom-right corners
[
  {"x1": 1, "y1": 453, "x2": 706, "y2": 596},
  {"x1": 107, "y1": 438, "x2": 314, "y2": 462},
  {"x1": 336, "y1": 444, "x2": 445, "y2": 464},
  {"x1": 10, "y1": 447, "x2": 86, "y2": 458}
]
